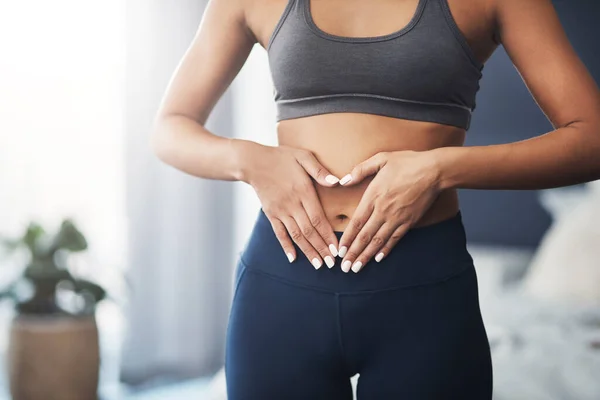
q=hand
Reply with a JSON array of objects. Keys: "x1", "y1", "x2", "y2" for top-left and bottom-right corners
[
  {"x1": 240, "y1": 142, "x2": 340, "y2": 269},
  {"x1": 336, "y1": 150, "x2": 442, "y2": 273}
]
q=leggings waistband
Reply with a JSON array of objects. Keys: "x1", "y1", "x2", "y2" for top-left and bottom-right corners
[{"x1": 238, "y1": 208, "x2": 474, "y2": 293}]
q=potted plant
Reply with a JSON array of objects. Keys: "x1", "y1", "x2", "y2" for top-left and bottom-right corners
[{"x1": 0, "y1": 219, "x2": 107, "y2": 400}]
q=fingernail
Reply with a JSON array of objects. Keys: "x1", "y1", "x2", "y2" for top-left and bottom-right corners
[
  {"x1": 325, "y1": 174, "x2": 340, "y2": 184},
  {"x1": 329, "y1": 244, "x2": 338, "y2": 257},
  {"x1": 351, "y1": 261, "x2": 363, "y2": 273},
  {"x1": 339, "y1": 174, "x2": 352, "y2": 185},
  {"x1": 287, "y1": 252, "x2": 295, "y2": 263},
  {"x1": 338, "y1": 246, "x2": 348, "y2": 258},
  {"x1": 341, "y1": 260, "x2": 352, "y2": 273},
  {"x1": 324, "y1": 256, "x2": 335, "y2": 268},
  {"x1": 312, "y1": 257, "x2": 322, "y2": 270},
  {"x1": 375, "y1": 252, "x2": 384, "y2": 262}
]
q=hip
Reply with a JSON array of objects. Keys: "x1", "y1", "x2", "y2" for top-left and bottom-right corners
[{"x1": 237, "y1": 206, "x2": 475, "y2": 293}]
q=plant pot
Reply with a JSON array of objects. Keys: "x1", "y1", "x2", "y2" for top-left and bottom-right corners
[{"x1": 7, "y1": 314, "x2": 100, "y2": 400}]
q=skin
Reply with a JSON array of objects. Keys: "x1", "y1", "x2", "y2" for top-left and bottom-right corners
[{"x1": 151, "y1": 0, "x2": 600, "y2": 273}]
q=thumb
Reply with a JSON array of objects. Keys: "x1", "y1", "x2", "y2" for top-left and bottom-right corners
[
  {"x1": 296, "y1": 151, "x2": 340, "y2": 187},
  {"x1": 340, "y1": 152, "x2": 388, "y2": 186}
]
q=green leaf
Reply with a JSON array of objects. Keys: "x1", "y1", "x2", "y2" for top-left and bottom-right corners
[
  {"x1": 24, "y1": 264, "x2": 73, "y2": 281},
  {"x1": 0, "y1": 290, "x2": 17, "y2": 302},
  {"x1": 23, "y1": 222, "x2": 46, "y2": 252},
  {"x1": 0, "y1": 281, "x2": 20, "y2": 303},
  {"x1": 0, "y1": 237, "x2": 21, "y2": 253},
  {"x1": 52, "y1": 219, "x2": 88, "y2": 252},
  {"x1": 72, "y1": 278, "x2": 106, "y2": 303}
]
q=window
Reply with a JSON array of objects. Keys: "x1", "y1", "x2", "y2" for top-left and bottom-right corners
[{"x1": 0, "y1": 1, "x2": 126, "y2": 394}]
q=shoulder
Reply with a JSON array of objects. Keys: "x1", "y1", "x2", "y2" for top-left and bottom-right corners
[
  {"x1": 203, "y1": 0, "x2": 268, "y2": 43},
  {"x1": 489, "y1": 0, "x2": 563, "y2": 45}
]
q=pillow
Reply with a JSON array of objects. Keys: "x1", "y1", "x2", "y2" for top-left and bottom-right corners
[{"x1": 523, "y1": 186, "x2": 600, "y2": 305}]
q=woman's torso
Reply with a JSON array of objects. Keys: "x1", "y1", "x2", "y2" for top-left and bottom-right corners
[{"x1": 244, "y1": 0, "x2": 500, "y2": 231}]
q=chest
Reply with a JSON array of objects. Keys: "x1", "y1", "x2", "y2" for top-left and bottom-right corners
[{"x1": 249, "y1": 0, "x2": 496, "y2": 65}]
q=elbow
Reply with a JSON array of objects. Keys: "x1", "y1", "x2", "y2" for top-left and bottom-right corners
[
  {"x1": 569, "y1": 117, "x2": 600, "y2": 182},
  {"x1": 587, "y1": 127, "x2": 600, "y2": 182},
  {"x1": 150, "y1": 114, "x2": 172, "y2": 164},
  {"x1": 591, "y1": 120, "x2": 600, "y2": 180}
]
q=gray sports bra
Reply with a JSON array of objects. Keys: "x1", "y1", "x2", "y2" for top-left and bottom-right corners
[{"x1": 267, "y1": 0, "x2": 484, "y2": 130}]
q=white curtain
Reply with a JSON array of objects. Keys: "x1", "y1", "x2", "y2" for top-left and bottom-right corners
[{"x1": 120, "y1": 0, "x2": 237, "y2": 383}]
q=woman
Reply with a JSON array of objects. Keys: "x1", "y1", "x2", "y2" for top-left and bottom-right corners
[{"x1": 151, "y1": 0, "x2": 600, "y2": 398}]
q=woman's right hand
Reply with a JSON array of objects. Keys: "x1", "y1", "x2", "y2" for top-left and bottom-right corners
[{"x1": 238, "y1": 141, "x2": 340, "y2": 269}]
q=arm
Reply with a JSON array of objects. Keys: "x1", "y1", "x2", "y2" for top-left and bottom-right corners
[
  {"x1": 332, "y1": 0, "x2": 600, "y2": 272},
  {"x1": 151, "y1": 0, "x2": 256, "y2": 181},
  {"x1": 151, "y1": 0, "x2": 342, "y2": 267},
  {"x1": 434, "y1": 0, "x2": 600, "y2": 190}
]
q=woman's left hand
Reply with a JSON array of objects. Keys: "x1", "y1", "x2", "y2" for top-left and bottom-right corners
[{"x1": 336, "y1": 150, "x2": 443, "y2": 273}]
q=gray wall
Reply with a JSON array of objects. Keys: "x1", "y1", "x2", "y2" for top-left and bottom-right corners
[{"x1": 460, "y1": 0, "x2": 600, "y2": 247}]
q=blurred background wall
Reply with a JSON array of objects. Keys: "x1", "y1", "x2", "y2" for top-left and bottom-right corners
[{"x1": 0, "y1": 0, "x2": 599, "y2": 399}]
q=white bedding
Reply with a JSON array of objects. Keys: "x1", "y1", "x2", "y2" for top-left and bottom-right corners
[{"x1": 472, "y1": 244, "x2": 600, "y2": 400}]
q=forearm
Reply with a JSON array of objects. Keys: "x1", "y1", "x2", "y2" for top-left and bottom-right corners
[
  {"x1": 151, "y1": 114, "x2": 260, "y2": 182},
  {"x1": 433, "y1": 121, "x2": 600, "y2": 190}
]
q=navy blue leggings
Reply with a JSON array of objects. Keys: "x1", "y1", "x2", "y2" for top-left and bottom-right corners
[{"x1": 225, "y1": 208, "x2": 493, "y2": 399}]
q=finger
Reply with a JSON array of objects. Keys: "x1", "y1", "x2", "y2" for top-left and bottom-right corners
[
  {"x1": 293, "y1": 210, "x2": 336, "y2": 269},
  {"x1": 374, "y1": 223, "x2": 412, "y2": 263},
  {"x1": 339, "y1": 152, "x2": 388, "y2": 187},
  {"x1": 301, "y1": 194, "x2": 339, "y2": 261},
  {"x1": 340, "y1": 212, "x2": 385, "y2": 273},
  {"x1": 268, "y1": 216, "x2": 297, "y2": 263},
  {"x1": 281, "y1": 216, "x2": 324, "y2": 269},
  {"x1": 350, "y1": 222, "x2": 396, "y2": 273},
  {"x1": 295, "y1": 151, "x2": 340, "y2": 187},
  {"x1": 337, "y1": 197, "x2": 375, "y2": 260}
]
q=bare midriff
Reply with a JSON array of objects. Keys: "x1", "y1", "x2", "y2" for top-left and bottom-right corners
[{"x1": 277, "y1": 112, "x2": 466, "y2": 232}]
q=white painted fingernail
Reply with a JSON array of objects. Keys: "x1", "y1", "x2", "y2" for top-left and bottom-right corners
[
  {"x1": 375, "y1": 252, "x2": 384, "y2": 262},
  {"x1": 339, "y1": 174, "x2": 352, "y2": 185},
  {"x1": 324, "y1": 256, "x2": 335, "y2": 268},
  {"x1": 325, "y1": 174, "x2": 340, "y2": 184},
  {"x1": 287, "y1": 252, "x2": 295, "y2": 263},
  {"x1": 312, "y1": 257, "x2": 322, "y2": 270},
  {"x1": 329, "y1": 244, "x2": 338, "y2": 257},
  {"x1": 341, "y1": 260, "x2": 352, "y2": 273},
  {"x1": 351, "y1": 261, "x2": 363, "y2": 273},
  {"x1": 338, "y1": 246, "x2": 348, "y2": 258}
]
